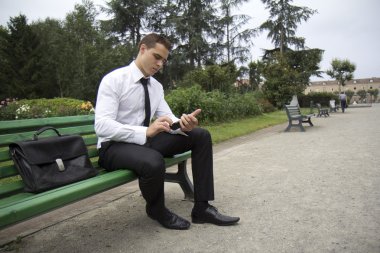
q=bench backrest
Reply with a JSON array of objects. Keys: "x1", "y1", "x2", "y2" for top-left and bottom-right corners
[
  {"x1": 284, "y1": 105, "x2": 301, "y2": 117},
  {"x1": 0, "y1": 115, "x2": 98, "y2": 196}
]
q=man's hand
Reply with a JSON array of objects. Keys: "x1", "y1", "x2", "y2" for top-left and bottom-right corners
[
  {"x1": 179, "y1": 109, "x2": 201, "y2": 132},
  {"x1": 146, "y1": 116, "x2": 172, "y2": 138}
]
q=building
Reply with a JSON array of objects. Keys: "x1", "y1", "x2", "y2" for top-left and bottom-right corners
[{"x1": 305, "y1": 77, "x2": 380, "y2": 94}]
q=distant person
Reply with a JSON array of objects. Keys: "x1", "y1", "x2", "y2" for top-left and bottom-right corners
[{"x1": 339, "y1": 92, "x2": 347, "y2": 113}]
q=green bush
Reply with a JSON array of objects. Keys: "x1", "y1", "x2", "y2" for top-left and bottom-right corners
[
  {"x1": 1, "y1": 89, "x2": 274, "y2": 124},
  {"x1": 298, "y1": 92, "x2": 338, "y2": 107},
  {"x1": 0, "y1": 98, "x2": 94, "y2": 120},
  {"x1": 166, "y1": 85, "x2": 271, "y2": 124}
]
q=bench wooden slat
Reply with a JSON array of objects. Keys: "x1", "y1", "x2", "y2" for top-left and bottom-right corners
[
  {"x1": 0, "y1": 125, "x2": 95, "y2": 147},
  {"x1": 0, "y1": 180, "x2": 23, "y2": 198},
  {"x1": 0, "y1": 149, "x2": 10, "y2": 162},
  {"x1": 0, "y1": 115, "x2": 94, "y2": 134},
  {"x1": 0, "y1": 163, "x2": 17, "y2": 178},
  {"x1": 82, "y1": 135, "x2": 98, "y2": 146},
  {"x1": 0, "y1": 169, "x2": 137, "y2": 228},
  {"x1": 164, "y1": 151, "x2": 191, "y2": 167}
]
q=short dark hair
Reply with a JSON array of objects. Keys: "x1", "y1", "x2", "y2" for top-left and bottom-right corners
[{"x1": 138, "y1": 33, "x2": 172, "y2": 51}]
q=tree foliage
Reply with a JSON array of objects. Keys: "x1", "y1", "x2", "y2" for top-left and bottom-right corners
[
  {"x1": 0, "y1": 15, "x2": 42, "y2": 99},
  {"x1": 259, "y1": 0, "x2": 317, "y2": 54},
  {"x1": 261, "y1": 49, "x2": 323, "y2": 108},
  {"x1": 248, "y1": 60, "x2": 264, "y2": 91},
  {"x1": 0, "y1": 1, "x2": 133, "y2": 102},
  {"x1": 368, "y1": 88, "x2": 379, "y2": 102},
  {"x1": 219, "y1": 0, "x2": 257, "y2": 64},
  {"x1": 0, "y1": 0, "x2": 323, "y2": 109},
  {"x1": 179, "y1": 64, "x2": 238, "y2": 93},
  {"x1": 257, "y1": 0, "x2": 322, "y2": 107},
  {"x1": 326, "y1": 58, "x2": 356, "y2": 92}
]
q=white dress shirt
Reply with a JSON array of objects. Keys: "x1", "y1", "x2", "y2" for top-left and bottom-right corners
[{"x1": 95, "y1": 61, "x2": 179, "y2": 148}]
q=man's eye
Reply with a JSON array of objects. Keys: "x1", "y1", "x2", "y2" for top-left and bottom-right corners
[{"x1": 153, "y1": 53, "x2": 167, "y2": 64}]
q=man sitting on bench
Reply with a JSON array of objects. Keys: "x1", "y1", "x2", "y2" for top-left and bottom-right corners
[{"x1": 95, "y1": 33, "x2": 239, "y2": 230}]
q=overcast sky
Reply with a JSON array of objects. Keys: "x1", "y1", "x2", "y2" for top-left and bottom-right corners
[{"x1": 1, "y1": 0, "x2": 379, "y2": 81}]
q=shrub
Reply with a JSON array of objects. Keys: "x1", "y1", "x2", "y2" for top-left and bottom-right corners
[
  {"x1": 0, "y1": 98, "x2": 94, "y2": 120},
  {"x1": 298, "y1": 92, "x2": 338, "y2": 107},
  {"x1": 166, "y1": 85, "x2": 269, "y2": 124}
]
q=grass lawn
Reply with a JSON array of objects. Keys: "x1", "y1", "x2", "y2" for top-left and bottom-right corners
[{"x1": 204, "y1": 110, "x2": 287, "y2": 144}]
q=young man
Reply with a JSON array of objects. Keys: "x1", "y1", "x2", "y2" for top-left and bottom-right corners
[{"x1": 95, "y1": 33, "x2": 239, "y2": 230}]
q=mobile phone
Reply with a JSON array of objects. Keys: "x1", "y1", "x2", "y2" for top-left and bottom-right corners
[{"x1": 170, "y1": 122, "x2": 181, "y2": 130}]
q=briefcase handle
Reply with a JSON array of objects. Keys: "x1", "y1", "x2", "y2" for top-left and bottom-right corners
[{"x1": 34, "y1": 126, "x2": 62, "y2": 140}]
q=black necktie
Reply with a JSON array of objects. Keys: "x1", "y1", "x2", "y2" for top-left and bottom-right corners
[{"x1": 140, "y1": 77, "x2": 151, "y2": 127}]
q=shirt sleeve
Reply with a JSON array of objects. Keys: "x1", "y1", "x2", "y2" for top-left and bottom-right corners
[{"x1": 95, "y1": 75, "x2": 148, "y2": 145}]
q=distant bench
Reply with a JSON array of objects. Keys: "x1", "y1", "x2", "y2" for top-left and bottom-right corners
[
  {"x1": 284, "y1": 105, "x2": 314, "y2": 132},
  {"x1": 0, "y1": 115, "x2": 194, "y2": 228},
  {"x1": 315, "y1": 103, "x2": 330, "y2": 117}
]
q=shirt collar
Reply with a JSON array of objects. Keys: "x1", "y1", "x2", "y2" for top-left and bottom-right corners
[{"x1": 131, "y1": 61, "x2": 148, "y2": 84}]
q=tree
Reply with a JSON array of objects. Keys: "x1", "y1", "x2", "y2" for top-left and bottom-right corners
[
  {"x1": 0, "y1": 25, "x2": 10, "y2": 99},
  {"x1": 101, "y1": 0, "x2": 155, "y2": 46},
  {"x1": 326, "y1": 58, "x2": 356, "y2": 92},
  {"x1": 219, "y1": 0, "x2": 257, "y2": 64},
  {"x1": 259, "y1": 0, "x2": 316, "y2": 54},
  {"x1": 0, "y1": 15, "x2": 42, "y2": 99},
  {"x1": 179, "y1": 64, "x2": 237, "y2": 93},
  {"x1": 368, "y1": 88, "x2": 379, "y2": 102},
  {"x1": 356, "y1": 89, "x2": 367, "y2": 102},
  {"x1": 261, "y1": 49, "x2": 322, "y2": 108},
  {"x1": 248, "y1": 60, "x2": 264, "y2": 91},
  {"x1": 261, "y1": 53, "x2": 306, "y2": 107},
  {"x1": 56, "y1": 0, "x2": 134, "y2": 102},
  {"x1": 174, "y1": 0, "x2": 219, "y2": 68},
  {"x1": 345, "y1": 89, "x2": 355, "y2": 101},
  {"x1": 31, "y1": 18, "x2": 65, "y2": 98}
]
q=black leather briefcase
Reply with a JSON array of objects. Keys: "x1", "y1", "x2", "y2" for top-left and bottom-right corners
[{"x1": 9, "y1": 126, "x2": 98, "y2": 193}]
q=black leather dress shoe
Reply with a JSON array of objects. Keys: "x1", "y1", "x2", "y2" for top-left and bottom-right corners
[
  {"x1": 147, "y1": 208, "x2": 190, "y2": 230},
  {"x1": 191, "y1": 205, "x2": 240, "y2": 226}
]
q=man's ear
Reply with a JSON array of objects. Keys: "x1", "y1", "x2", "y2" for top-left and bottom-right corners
[{"x1": 140, "y1": 44, "x2": 147, "y2": 54}]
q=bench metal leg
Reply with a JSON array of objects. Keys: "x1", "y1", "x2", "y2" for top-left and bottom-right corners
[
  {"x1": 165, "y1": 160, "x2": 194, "y2": 200},
  {"x1": 305, "y1": 118, "x2": 313, "y2": 126},
  {"x1": 298, "y1": 120, "x2": 306, "y2": 132},
  {"x1": 285, "y1": 121, "x2": 292, "y2": 132}
]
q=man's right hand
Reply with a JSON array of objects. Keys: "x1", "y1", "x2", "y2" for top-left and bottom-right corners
[{"x1": 146, "y1": 116, "x2": 172, "y2": 138}]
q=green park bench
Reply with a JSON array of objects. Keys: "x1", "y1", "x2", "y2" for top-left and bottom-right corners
[
  {"x1": 315, "y1": 103, "x2": 330, "y2": 117},
  {"x1": 0, "y1": 115, "x2": 193, "y2": 228},
  {"x1": 284, "y1": 104, "x2": 314, "y2": 132}
]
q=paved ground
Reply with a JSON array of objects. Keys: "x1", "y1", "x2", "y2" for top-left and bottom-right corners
[{"x1": 1, "y1": 104, "x2": 379, "y2": 253}]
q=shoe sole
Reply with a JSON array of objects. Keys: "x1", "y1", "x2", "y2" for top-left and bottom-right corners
[{"x1": 191, "y1": 218, "x2": 239, "y2": 226}]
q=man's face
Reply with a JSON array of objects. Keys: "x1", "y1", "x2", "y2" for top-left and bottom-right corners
[{"x1": 138, "y1": 43, "x2": 169, "y2": 77}]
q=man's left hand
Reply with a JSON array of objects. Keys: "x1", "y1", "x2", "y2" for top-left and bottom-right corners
[{"x1": 179, "y1": 109, "x2": 201, "y2": 132}]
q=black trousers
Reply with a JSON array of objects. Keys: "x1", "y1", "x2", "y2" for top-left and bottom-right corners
[
  {"x1": 98, "y1": 127, "x2": 214, "y2": 214},
  {"x1": 341, "y1": 100, "x2": 347, "y2": 112}
]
